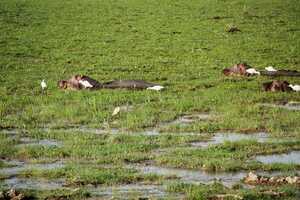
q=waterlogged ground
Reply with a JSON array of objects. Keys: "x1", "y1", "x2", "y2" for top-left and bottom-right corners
[{"x1": 1, "y1": 0, "x2": 300, "y2": 199}]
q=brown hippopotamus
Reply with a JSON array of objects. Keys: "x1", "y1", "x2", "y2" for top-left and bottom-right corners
[
  {"x1": 222, "y1": 63, "x2": 250, "y2": 76},
  {"x1": 58, "y1": 75, "x2": 102, "y2": 90},
  {"x1": 262, "y1": 80, "x2": 292, "y2": 92}
]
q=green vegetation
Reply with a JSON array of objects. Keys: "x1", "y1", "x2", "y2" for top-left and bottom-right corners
[{"x1": 1, "y1": 0, "x2": 299, "y2": 199}]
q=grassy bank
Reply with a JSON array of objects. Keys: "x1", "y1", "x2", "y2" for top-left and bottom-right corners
[{"x1": 1, "y1": 0, "x2": 299, "y2": 199}]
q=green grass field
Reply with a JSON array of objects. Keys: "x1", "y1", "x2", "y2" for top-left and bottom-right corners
[{"x1": 1, "y1": 0, "x2": 300, "y2": 199}]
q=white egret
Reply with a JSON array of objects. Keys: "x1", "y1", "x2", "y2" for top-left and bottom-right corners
[
  {"x1": 112, "y1": 106, "x2": 121, "y2": 116},
  {"x1": 147, "y1": 85, "x2": 164, "y2": 91},
  {"x1": 289, "y1": 84, "x2": 300, "y2": 92},
  {"x1": 246, "y1": 68, "x2": 260, "y2": 75},
  {"x1": 265, "y1": 66, "x2": 277, "y2": 72},
  {"x1": 41, "y1": 80, "x2": 47, "y2": 90},
  {"x1": 79, "y1": 80, "x2": 93, "y2": 88}
]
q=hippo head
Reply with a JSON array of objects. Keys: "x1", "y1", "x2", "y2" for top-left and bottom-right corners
[
  {"x1": 222, "y1": 68, "x2": 232, "y2": 76},
  {"x1": 58, "y1": 80, "x2": 68, "y2": 89}
]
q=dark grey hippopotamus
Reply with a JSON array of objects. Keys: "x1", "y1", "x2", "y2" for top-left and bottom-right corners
[{"x1": 58, "y1": 75, "x2": 164, "y2": 91}]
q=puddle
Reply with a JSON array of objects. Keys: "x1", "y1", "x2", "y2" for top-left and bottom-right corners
[
  {"x1": 3, "y1": 177, "x2": 66, "y2": 190},
  {"x1": 0, "y1": 113, "x2": 213, "y2": 137},
  {"x1": 133, "y1": 165, "x2": 247, "y2": 187},
  {"x1": 1, "y1": 128, "x2": 63, "y2": 148},
  {"x1": 140, "y1": 129, "x2": 160, "y2": 136},
  {"x1": 170, "y1": 113, "x2": 212, "y2": 125},
  {"x1": 0, "y1": 129, "x2": 25, "y2": 135},
  {"x1": 88, "y1": 184, "x2": 182, "y2": 200},
  {"x1": 160, "y1": 113, "x2": 213, "y2": 129},
  {"x1": 132, "y1": 164, "x2": 293, "y2": 188},
  {"x1": 256, "y1": 151, "x2": 300, "y2": 164},
  {"x1": 0, "y1": 159, "x2": 65, "y2": 177},
  {"x1": 190, "y1": 132, "x2": 269, "y2": 148},
  {"x1": 42, "y1": 127, "x2": 112, "y2": 135},
  {"x1": 110, "y1": 113, "x2": 214, "y2": 136},
  {"x1": 261, "y1": 102, "x2": 300, "y2": 111},
  {"x1": 15, "y1": 138, "x2": 62, "y2": 148}
]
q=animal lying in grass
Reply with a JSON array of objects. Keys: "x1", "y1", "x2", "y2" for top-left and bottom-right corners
[
  {"x1": 262, "y1": 80, "x2": 300, "y2": 92},
  {"x1": 222, "y1": 63, "x2": 261, "y2": 76},
  {"x1": 223, "y1": 63, "x2": 300, "y2": 77},
  {"x1": 58, "y1": 75, "x2": 164, "y2": 91},
  {"x1": 222, "y1": 63, "x2": 250, "y2": 76}
]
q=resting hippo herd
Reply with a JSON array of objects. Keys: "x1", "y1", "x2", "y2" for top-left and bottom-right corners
[
  {"x1": 56, "y1": 64, "x2": 299, "y2": 93},
  {"x1": 222, "y1": 63, "x2": 300, "y2": 92},
  {"x1": 58, "y1": 75, "x2": 164, "y2": 91}
]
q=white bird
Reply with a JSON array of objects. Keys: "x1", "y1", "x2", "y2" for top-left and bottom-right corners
[
  {"x1": 246, "y1": 68, "x2": 260, "y2": 75},
  {"x1": 289, "y1": 84, "x2": 300, "y2": 92},
  {"x1": 265, "y1": 66, "x2": 277, "y2": 72},
  {"x1": 147, "y1": 85, "x2": 164, "y2": 91},
  {"x1": 112, "y1": 106, "x2": 120, "y2": 116},
  {"x1": 41, "y1": 79, "x2": 47, "y2": 90},
  {"x1": 79, "y1": 80, "x2": 93, "y2": 88}
]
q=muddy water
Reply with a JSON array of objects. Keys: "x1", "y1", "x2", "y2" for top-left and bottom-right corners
[
  {"x1": 1, "y1": 159, "x2": 66, "y2": 190},
  {"x1": 16, "y1": 138, "x2": 62, "y2": 147},
  {"x1": 132, "y1": 164, "x2": 294, "y2": 188},
  {"x1": 42, "y1": 127, "x2": 113, "y2": 134},
  {"x1": 256, "y1": 151, "x2": 300, "y2": 164},
  {"x1": 0, "y1": 160, "x2": 65, "y2": 177},
  {"x1": 261, "y1": 102, "x2": 300, "y2": 111},
  {"x1": 133, "y1": 165, "x2": 247, "y2": 187},
  {"x1": 1, "y1": 128, "x2": 63, "y2": 148},
  {"x1": 3, "y1": 177, "x2": 66, "y2": 190},
  {"x1": 164, "y1": 113, "x2": 213, "y2": 127},
  {"x1": 0, "y1": 113, "x2": 212, "y2": 137},
  {"x1": 88, "y1": 184, "x2": 183, "y2": 200},
  {"x1": 0, "y1": 129, "x2": 23, "y2": 135},
  {"x1": 190, "y1": 132, "x2": 269, "y2": 148},
  {"x1": 101, "y1": 113, "x2": 213, "y2": 136}
]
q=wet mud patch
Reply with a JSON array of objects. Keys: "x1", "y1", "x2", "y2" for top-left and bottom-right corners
[
  {"x1": 132, "y1": 164, "x2": 246, "y2": 188},
  {"x1": 1, "y1": 159, "x2": 67, "y2": 194},
  {"x1": 165, "y1": 113, "x2": 213, "y2": 127},
  {"x1": 113, "y1": 112, "x2": 215, "y2": 135},
  {"x1": 1, "y1": 128, "x2": 63, "y2": 148},
  {"x1": 190, "y1": 132, "x2": 269, "y2": 148},
  {"x1": 0, "y1": 112, "x2": 214, "y2": 136},
  {"x1": 260, "y1": 102, "x2": 300, "y2": 111},
  {"x1": 0, "y1": 159, "x2": 65, "y2": 177},
  {"x1": 42, "y1": 126, "x2": 115, "y2": 135},
  {"x1": 130, "y1": 164, "x2": 294, "y2": 188},
  {"x1": 15, "y1": 138, "x2": 62, "y2": 148},
  {"x1": 87, "y1": 184, "x2": 183, "y2": 200},
  {"x1": 0, "y1": 128, "x2": 26, "y2": 135},
  {"x1": 255, "y1": 151, "x2": 300, "y2": 164},
  {"x1": 3, "y1": 177, "x2": 67, "y2": 190}
]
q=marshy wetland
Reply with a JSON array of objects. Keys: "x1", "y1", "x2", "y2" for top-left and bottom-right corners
[{"x1": 1, "y1": 0, "x2": 300, "y2": 199}]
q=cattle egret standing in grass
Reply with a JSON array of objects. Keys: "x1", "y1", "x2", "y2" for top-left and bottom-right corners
[
  {"x1": 246, "y1": 68, "x2": 260, "y2": 75},
  {"x1": 147, "y1": 85, "x2": 164, "y2": 91},
  {"x1": 289, "y1": 84, "x2": 300, "y2": 92},
  {"x1": 112, "y1": 106, "x2": 121, "y2": 116},
  {"x1": 265, "y1": 66, "x2": 277, "y2": 72},
  {"x1": 79, "y1": 79, "x2": 93, "y2": 88},
  {"x1": 41, "y1": 80, "x2": 47, "y2": 90}
]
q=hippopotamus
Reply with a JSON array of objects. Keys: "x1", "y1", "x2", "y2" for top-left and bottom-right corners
[
  {"x1": 58, "y1": 75, "x2": 102, "y2": 90},
  {"x1": 223, "y1": 63, "x2": 250, "y2": 76},
  {"x1": 58, "y1": 75, "x2": 164, "y2": 90},
  {"x1": 262, "y1": 80, "x2": 292, "y2": 92}
]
